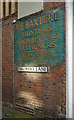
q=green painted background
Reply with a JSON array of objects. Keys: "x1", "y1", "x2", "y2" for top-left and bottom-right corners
[{"x1": 14, "y1": 8, "x2": 64, "y2": 66}]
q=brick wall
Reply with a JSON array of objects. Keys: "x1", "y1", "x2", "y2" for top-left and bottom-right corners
[
  {"x1": 2, "y1": 14, "x2": 17, "y2": 105},
  {"x1": 14, "y1": 2, "x2": 66, "y2": 118},
  {"x1": 2, "y1": 2, "x2": 66, "y2": 118},
  {"x1": 0, "y1": 19, "x2": 2, "y2": 119}
]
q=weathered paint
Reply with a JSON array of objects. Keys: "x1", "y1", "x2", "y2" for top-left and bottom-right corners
[{"x1": 14, "y1": 8, "x2": 64, "y2": 66}]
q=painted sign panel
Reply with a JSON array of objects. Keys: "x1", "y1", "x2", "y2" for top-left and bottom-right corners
[{"x1": 14, "y1": 8, "x2": 64, "y2": 66}]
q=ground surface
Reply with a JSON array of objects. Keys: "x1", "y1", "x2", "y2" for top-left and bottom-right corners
[{"x1": 2, "y1": 106, "x2": 36, "y2": 118}]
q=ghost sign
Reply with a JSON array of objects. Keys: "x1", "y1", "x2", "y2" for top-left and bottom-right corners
[{"x1": 14, "y1": 8, "x2": 64, "y2": 66}]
